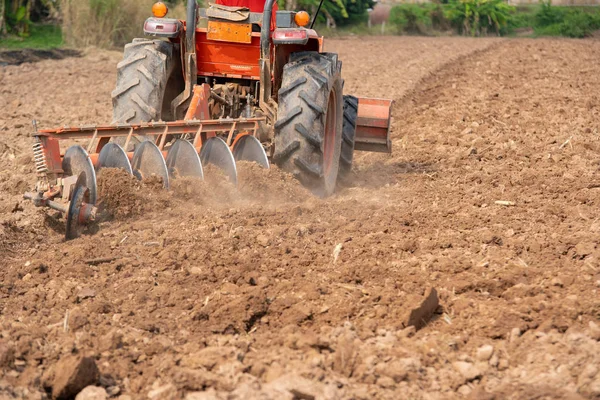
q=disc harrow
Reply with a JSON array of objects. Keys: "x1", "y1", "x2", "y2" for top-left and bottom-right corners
[{"x1": 24, "y1": 117, "x2": 270, "y2": 240}]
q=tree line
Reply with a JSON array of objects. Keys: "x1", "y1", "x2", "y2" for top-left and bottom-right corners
[{"x1": 0, "y1": 0, "x2": 373, "y2": 38}]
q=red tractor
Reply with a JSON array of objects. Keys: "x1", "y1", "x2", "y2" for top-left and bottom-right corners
[{"x1": 25, "y1": 0, "x2": 392, "y2": 239}]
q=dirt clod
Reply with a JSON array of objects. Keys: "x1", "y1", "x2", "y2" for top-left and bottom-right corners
[
  {"x1": 96, "y1": 168, "x2": 149, "y2": 218},
  {"x1": 0, "y1": 341, "x2": 15, "y2": 368},
  {"x1": 52, "y1": 355, "x2": 99, "y2": 399},
  {"x1": 402, "y1": 287, "x2": 439, "y2": 330}
]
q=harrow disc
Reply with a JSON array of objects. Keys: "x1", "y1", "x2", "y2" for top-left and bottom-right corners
[
  {"x1": 232, "y1": 135, "x2": 270, "y2": 169},
  {"x1": 63, "y1": 145, "x2": 97, "y2": 204},
  {"x1": 97, "y1": 143, "x2": 133, "y2": 175},
  {"x1": 165, "y1": 139, "x2": 204, "y2": 180},
  {"x1": 131, "y1": 140, "x2": 170, "y2": 189},
  {"x1": 200, "y1": 137, "x2": 238, "y2": 186},
  {"x1": 66, "y1": 172, "x2": 91, "y2": 241}
]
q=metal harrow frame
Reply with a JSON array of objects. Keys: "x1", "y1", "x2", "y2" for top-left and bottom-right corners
[{"x1": 25, "y1": 117, "x2": 271, "y2": 240}]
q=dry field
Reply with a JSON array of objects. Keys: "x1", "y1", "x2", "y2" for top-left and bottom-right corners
[{"x1": 1, "y1": 36, "x2": 600, "y2": 399}]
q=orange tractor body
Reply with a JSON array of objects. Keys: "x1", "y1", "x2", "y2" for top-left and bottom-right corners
[{"x1": 25, "y1": 0, "x2": 393, "y2": 240}]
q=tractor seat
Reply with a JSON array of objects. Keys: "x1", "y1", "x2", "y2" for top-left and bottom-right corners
[
  {"x1": 209, "y1": 0, "x2": 278, "y2": 29},
  {"x1": 206, "y1": 3, "x2": 251, "y2": 21},
  {"x1": 214, "y1": 0, "x2": 278, "y2": 14}
]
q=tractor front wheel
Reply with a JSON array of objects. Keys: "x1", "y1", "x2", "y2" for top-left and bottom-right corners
[{"x1": 274, "y1": 52, "x2": 343, "y2": 197}]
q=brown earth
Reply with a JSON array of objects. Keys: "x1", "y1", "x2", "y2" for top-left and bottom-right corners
[{"x1": 1, "y1": 36, "x2": 600, "y2": 399}]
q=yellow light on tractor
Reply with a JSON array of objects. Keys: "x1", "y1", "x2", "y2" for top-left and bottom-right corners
[
  {"x1": 152, "y1": 2, "x2": 169, "y2": 18},
  {"x1": 294, "y1": 11, "x2": 310, "y2": 27}
]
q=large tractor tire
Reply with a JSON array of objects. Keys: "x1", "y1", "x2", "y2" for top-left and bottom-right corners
[
  {"x1": 340, "y1": 95, "x2": 358, "y2": 180},
  {"x1": 111, "y1": 39, "x2": 183, "y2": 147},
  {"x1": 274, "y1": 52, "x2": 343, "y2": 197}
]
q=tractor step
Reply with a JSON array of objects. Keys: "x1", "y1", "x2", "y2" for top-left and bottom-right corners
[{"x1": 353, "y1": 97, "x2": 393, "y2": 154}]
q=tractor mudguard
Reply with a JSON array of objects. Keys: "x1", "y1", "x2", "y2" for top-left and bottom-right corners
[{"x1": 353, "y1": 97, "x2": 393, "y2": 153}]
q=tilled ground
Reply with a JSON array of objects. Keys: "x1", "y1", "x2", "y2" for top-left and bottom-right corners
[{"x1": 1, "y1": 36, "x2": 600, "y2": 400}]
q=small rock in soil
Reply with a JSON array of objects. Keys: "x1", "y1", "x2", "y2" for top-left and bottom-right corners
[
  {"x1": 106, "y1": 386, "x2": 120, "y2": 396},
  {"x1": 77, "y1": 288, "x2": 96, "y2": 301},
  {"x1": 510, "y1": 327, "x2": 522, "y2": 343},
  {"x1": 256, "y1": 234, "x2": 270, "y2": 247},
  {"x1": 476, "y1": 344, "x2": 494, "y2": 361},
  {"x1": 185, "y1": 389, "x2": 221, "y2": 400},
  {"x1": 457, "y1": 384, "x2": 472, "y2": 396},
  {"x1": 189, "y1": 266, "x2": 202, "y2": 275},
  {"x1": 147, "y1": 383, "x2": 178, "y2": 400},
  {"x1": 180, "y1": 346, "x2": 238, "y2": 371},
  {"x1": 452, "y1": 361, "x2": 481, "y2": 382},
  {"x1": 551, "y1": 278, "x2": 563, "y2": 287},
  {"x1": 332, "y1": 333, "x2": 360, "y2": 377},
  {"x1": 75, "y1": 386, "x2": 107, "y2": 400},
  {"x1": 376, "y1": 358, "x2": 420, "y2": 383},
  {"x1": 69, "y1": 308, "x2": 90, "y2": 331},
  {"x1": 266, "y1": 373, "x2": 330, "y2": 400},
  {"x1": 489, "y1": 354, "x2": 499, "y2": 368},
  {"x1": 52, "y1": 355, "x2": 99, "y2": 400},
  {"x1": 588, "y1": 321, "x2": 600, "y2": 341},
  {"x1": 377, "y1": 376, "x2": 396, "y2": 389},
  {"x1": 498, "y1": 358, "x2": 509, "y2": 370}
]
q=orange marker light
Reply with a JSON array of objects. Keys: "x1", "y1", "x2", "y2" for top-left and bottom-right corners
[
  {"x1": 294, "y1": 11, "x2": 310, "y2": 27},
  {"x1": 152, "y1": 2, "x2": 168, "y2": 18}
]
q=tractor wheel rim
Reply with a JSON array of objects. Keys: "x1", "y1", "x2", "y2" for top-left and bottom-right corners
[{"x1": 323, "y1": 89, "x2": 337, "y2": 179}]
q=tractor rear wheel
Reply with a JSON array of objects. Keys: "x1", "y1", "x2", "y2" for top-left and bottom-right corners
[
  {"x1": 340, "y1": 95, "x2": 358, "y2": 180},
  {"x1": 111, "y1": 39, "x2": 183, "y2": 147},
  {"x1": 274, "y1": 52, "x2": 343, "y2": 197}
]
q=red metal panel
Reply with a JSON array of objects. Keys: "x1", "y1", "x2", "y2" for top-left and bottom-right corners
[
  {"x1": 41, "y1": 137, "x2": 64, "y2": 174},
  {"x1": 196, "y1": 30, "x2": 261, "y2": 79},
  {"x1": 354, "y1": 97, "x2": 393, "y2": 153}
]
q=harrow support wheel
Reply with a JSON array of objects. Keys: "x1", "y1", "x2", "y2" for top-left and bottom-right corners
[
  {"x1": 273, "y1": 52, "x2": 343, "y2": 197},
  {"x1": 66, "y1": 172, "x2": 94, "y2": 241}
]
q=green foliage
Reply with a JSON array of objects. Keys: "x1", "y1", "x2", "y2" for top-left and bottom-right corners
[
  {"x1": 534, "y1": 2, "x2": 600, "y2": 38},
  {"x1": 428, "y1": 3, "x2": 450, "y2": 30},
  {"x1": 390, "y1": 0, "x2": 514, "y2": 36},
  {"x1": 293, "y1": 0, "x2": 374, "y2": 27},
  {"x1": 535, "y1": 1, "x2": 566, "y2": 26},
  {"x1": 341, "y1": 0, "x2": 374, "y2": 25},
  {"x1": 15, "y1": 6, "x2": 27, "y2": 22},
  {"x1": 0, "y1": 23, "x2": 62, "y2": 49},
  {"x1": 2, "y1": 0, "x2": 64, "y2": 37},
  {"x1": 389, "y1": 4, "x2": 431, "y2": 34},
  {"x1": 533, "y1": 23, "x2": 561, "y2": 36},
  {"x1": 5, "y1": 1, "x2": 32, "y2": 36},
  {"x1": 505, "y1": 6, "x2": 536, "y2": 32},
  {"x1": 387, "y1": 2, "x2": 600, "y2": 38},
  {"x1": 444, "y1": 0, "x2": 515, "y2": 36}
]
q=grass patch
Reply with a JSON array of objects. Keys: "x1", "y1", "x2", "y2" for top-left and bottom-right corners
[
  {"x1": 534, "y1": 3, "x2": 600, "y2": 38},
  {"x1": 0, "y1": 24, "x2": 63, "y2": 50},
  {"x1": 385, "y1": 1, "x2": 600, "y2": 38}
]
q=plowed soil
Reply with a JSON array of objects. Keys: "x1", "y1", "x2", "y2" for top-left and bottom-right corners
[{"x1": 1, "y1": 36, "x2": 600, "y2": 399}]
